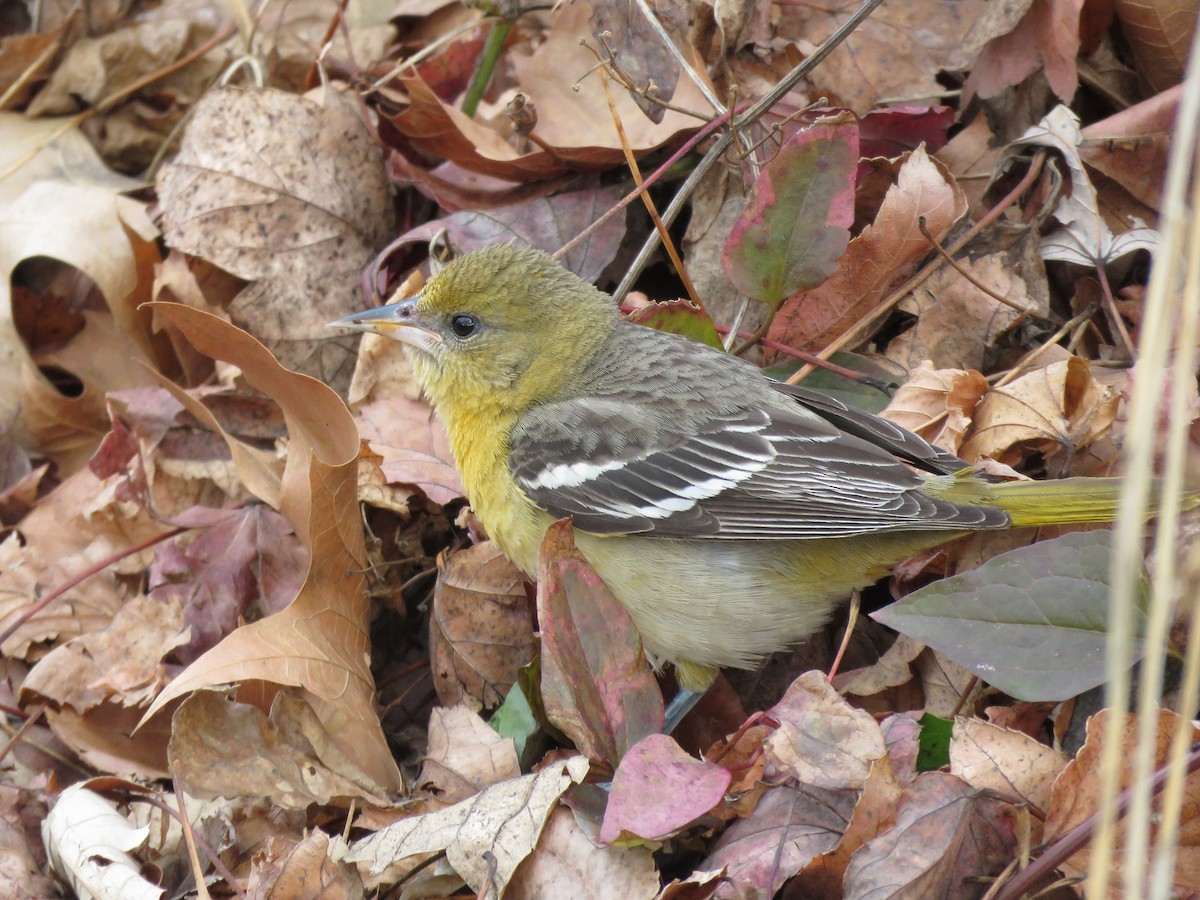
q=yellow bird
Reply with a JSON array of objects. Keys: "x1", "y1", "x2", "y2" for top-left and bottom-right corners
[{"x1": 333, "y1": 243, "x2": 1143, "y2": 701}]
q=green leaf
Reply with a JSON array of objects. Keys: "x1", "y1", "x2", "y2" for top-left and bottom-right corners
[
  {"x1": 874, "y1": 529, "x2": 1147, "y2": 702},
  {"x1": 625, "y1": 299, "x2": 723, "y2": 348},
  {"x1": 917, "y1": 712, "x2": 952, "y2": 771},
  {"x1": 489, "y1": 681, "x2": 538, "y2": 762}
]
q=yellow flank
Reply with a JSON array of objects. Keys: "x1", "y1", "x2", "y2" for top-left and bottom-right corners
[{"x1": 336, "y1": 244, "x2": 1192, "y2": 696}]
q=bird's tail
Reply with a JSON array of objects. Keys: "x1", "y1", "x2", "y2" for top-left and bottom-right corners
[{"x1": 982, "y1": 476, "x2": 1200, "y2": 527}]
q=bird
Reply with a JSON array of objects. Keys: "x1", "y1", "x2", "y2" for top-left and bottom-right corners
[{"x1": 332, "y1": 242, "x2": 1153, "y2": 714}]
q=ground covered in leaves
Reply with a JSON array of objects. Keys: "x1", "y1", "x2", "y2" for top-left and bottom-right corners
[{"x1": 0, "y1": 0, "x2": 1198, "y2": 896}]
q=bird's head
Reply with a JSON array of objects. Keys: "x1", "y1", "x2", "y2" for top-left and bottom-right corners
[{"x1": 332, "y1": 243, "x2": 617, "y2": 413}]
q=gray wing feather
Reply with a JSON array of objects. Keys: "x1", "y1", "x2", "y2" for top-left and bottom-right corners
[{"x1": 509, "y1": 392, "x2": 1009, "y2": 539}]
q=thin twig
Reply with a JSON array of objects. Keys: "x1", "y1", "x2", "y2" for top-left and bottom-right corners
[
  {"x1": 0, "y1": 704, "x2": 46, "y2": 766},
  {"x1": 917, "y1": 216, "x2": 1042, "y2": 320},
  {"x1": 599, "y1": 72, "x2": 702, "y2": 307},
  {"x1": 555, "y1": 105, "x2": 738, "y2": 263},
  {"x1": 987, "y1": 302, "x2": 1099, "y2": 388}
]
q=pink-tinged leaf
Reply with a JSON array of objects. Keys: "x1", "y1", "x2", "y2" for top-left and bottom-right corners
[
  {"x1": 722, "y1": 114, "x2": 858, "y2": 308},
  {"x1": 536, "y1": 520, "x2": 664, "y2": 766},
  {"x1": 701, "y1": 782, "x2": 855, "y2": 898},
  {"x1": 392, "y1": 183, "x2": 627, "y2": 284},
  {"x1": 599, "y1": 734, "x2": 731, "y2": 844},
  {"x1": 844, "y1": 772, "x2": 1018, "y2": 898}
]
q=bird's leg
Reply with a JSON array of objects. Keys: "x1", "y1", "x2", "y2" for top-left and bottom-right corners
[
  {"x1": 663, "y1": 688, "x2": 707, "y2": 733},
  {"x1": 664, "y1": 659, "x2": 719, "y2": 732}
]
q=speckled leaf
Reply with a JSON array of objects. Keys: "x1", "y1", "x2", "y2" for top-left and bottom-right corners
[
  {"x1": 874, "y1": 529, "x2": 1146, "y2": 701},
  {"x1": 722, "y1": 115, "x2": 857, "y2": 308},
  {"x1": 536, "y1": 520, "x2": 663, "y2": 767}
]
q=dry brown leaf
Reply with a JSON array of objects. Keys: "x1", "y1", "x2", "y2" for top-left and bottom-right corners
[
  {"x1": 156, "y1": 85, "x2": 395, "y2": 394},
  {"x1": 20, "y1": 594, "x2": 188, "y2": 712},
  {"x1": 769, "y1": 147, "x2": 967, "y2": 351},
  {"x1": 0, "y1": 783, "x2": 56, "y2": 899},
  {"x1": 347, "y1": 756, "x2": 590, "y2": 894},
  {"x1": 834, "y1": 633, "x2": 925, "y2": 699},
  {"x1": 959, "y1": 356, "x2": 1119, "y2": 469},
  {"x1": 882, "y1": 362, "x2": 991, "y2": 455},
  {"x1": 0, "y1": 461, "x2": 168, "y2": 660},
  {"x1": 141, "y1": 304, "x2": 401, "y2": 794},
  {"x1": 1113, "y1": 0, "x2": 1196, "y2": 92},
  {"x1": 843, "y1": 772, "x2": 1018, "y2": 897},
  {"x1": 508, "y1": 806, "x2": 660, "y2": 900},
  {"x1": 169, "y1": 690, "x2": 391, "y2": 808},
  {"x1": 47, "y1": 702, "x2": 174, "y2": 781},
  {"x1": 950, "y1": 718, "x2": 1067, "y2": 821},
  {"x1": 1043, "y1": 709, "x2": 1200, "y2": 892},
  {"x1": 916, "y1": 648, "x2": 982, "y2": 718},
  {"x1": 935, "y1": 113, "x2": 1001, "y2": 210},
  {"x1": 963, "y1": 0, "x2": 1085, "y2": 103},
  {"x1": 765, "y1": 671, "x2": 887, "y2": 791},
  {"x1": 243, "y1": 830, "x2": 364, "y2": 899},
  {"x1": 0, "y1": 114, "x2": 162, "y2": 466},
  {"x1": 419, "y1": 705, "x2": 520, "y2": 804},
  {"x1": 779, "y1": 0, "x2": 990, "y2": 112},
  {"x1": 791, "y1": 755, "x2": 904, "y2": 898},
  {"x1": 429, "y1": 542, "x2": 535, "y2": 710},
  {"x1": 887, "y1": 253, "x2": 1036, "y2": 371}
]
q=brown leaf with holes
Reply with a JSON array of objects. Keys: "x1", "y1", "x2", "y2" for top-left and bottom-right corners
[{"x1": 156, "y1": 85, "x2": 395, "y2": 394}]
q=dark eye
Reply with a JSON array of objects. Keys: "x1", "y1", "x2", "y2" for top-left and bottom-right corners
[{"x1": 450, "y1": 314, "x2": 479, "y2": 338}]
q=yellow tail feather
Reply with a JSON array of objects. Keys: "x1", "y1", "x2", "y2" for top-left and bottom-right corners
[{"x1": 980, "y1": 477, "x2": 1200, "y2": 527}]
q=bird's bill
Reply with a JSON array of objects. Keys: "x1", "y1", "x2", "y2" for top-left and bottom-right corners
[{"x1": 328, "y1": 296, "x2": 441, "y2": 353}]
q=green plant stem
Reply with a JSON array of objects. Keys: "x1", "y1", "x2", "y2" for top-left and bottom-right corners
[{"x1": 462, "y1": 18, "x2": 513, "y2": 118}]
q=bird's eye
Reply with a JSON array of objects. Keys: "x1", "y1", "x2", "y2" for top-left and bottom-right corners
[{"x1": 450, "y1": 314, "x2": 479, "y2": 338}]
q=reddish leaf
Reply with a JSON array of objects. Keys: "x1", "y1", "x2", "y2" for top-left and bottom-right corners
[
  {"x1": 536, "y1": 520, "x2": 664, "y2": 766},
  {"x1": 722, "y1": 114, "x2": 858, "y2": 308},
  {"x1": 702, "y1": 782, "x2": 855, "y2": 898}
]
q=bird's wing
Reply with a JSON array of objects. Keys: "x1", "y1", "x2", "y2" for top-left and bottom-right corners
[
  {"x1": 770, "y1": 381, "x2": 972, "y2": 477},
  {"x1": 508, "y1": 395, "x2": 1009, "y2": 539}
]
